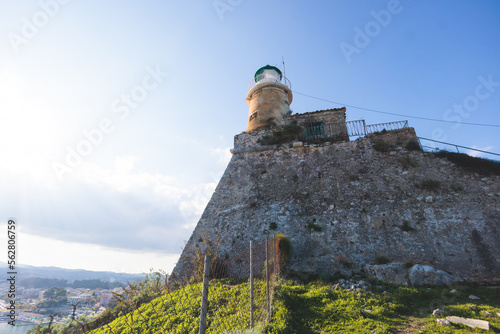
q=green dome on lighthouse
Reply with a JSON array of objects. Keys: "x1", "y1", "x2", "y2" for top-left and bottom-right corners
[{"x1": 254, "y1": 65, "x2": 282, "y2": 82}]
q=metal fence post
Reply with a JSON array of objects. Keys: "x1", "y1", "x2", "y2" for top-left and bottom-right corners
[
  {"x1": 266, "y1": 238, "x2": 270, "y2": 321},
  {"x1": 250, "y1": 240, "x2": 254, "y2": 329},
  {"x1": 273, "y1": 235, "x2": 276, "y2": 276},
  {"x1": 199, "y1": 255, "x2": 211, "y2": 334}
]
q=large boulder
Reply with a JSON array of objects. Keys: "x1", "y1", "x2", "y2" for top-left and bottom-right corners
[
  {"x1": 408, "y1": 264, "x2": 463, "y2": 286},
  {"x1": 364, "y1": 263, "x2": 409, "y2": 285},
  {"x1": 364, "y1": 263, "x2": 463, "y2": 286}
]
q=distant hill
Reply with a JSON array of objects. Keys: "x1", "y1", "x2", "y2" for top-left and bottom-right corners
[{"x1": 0, "y1": 261, "x2": 144, "y2": 284}]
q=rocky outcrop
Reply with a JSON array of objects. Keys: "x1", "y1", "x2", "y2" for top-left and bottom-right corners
[
  {"x1": 364, "y1": 263, "x2": 409, "y2": 285},
  {"x1": 364, "y1": 263, "x2": 463, "y2": 286},
  {"x1": 408, "y1": 264, "x2": 463, "y2": 286}
]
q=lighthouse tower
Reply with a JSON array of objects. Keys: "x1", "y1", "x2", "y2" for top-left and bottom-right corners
[{"x1": 246, "y1": 65, "x2": 293, "y2": 132}]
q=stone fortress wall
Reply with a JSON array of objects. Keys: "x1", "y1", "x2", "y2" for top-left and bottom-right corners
[{"x1": 173, "y1": 110, "x2": 499, "y2": 284}]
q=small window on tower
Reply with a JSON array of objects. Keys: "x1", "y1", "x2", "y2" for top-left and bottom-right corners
[{"x1": 249, "y1": 111, "x2": 258, "y2": 122}]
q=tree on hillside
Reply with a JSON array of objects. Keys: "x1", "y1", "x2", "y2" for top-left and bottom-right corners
[
  {"x1": 37, "y1": 287, "x2": 68, "y2": 308},
  {"x1": 44, "y1": 287, "x2": 68, "y2": 302}
]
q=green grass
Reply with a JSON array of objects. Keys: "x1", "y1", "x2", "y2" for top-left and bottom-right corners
[
  {"x1": 65, "y1": 279, "x2": 500, "y2": 334},
  {"x1": 87, "y1": 279, "x2": 268, "y2": 334},
  {"x1": 265, "y1": 281, "x2": 500, "y2": 333}
]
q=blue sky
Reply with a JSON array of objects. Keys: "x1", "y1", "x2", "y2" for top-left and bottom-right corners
[{"x1": 1, "y1": 0, "x2": 499, "y2": 273}]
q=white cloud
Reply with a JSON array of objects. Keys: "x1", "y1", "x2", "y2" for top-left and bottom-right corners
[
  {"x1": 0, "y1": 153, "x2": 227, "y2": 260},
  {"x1": 11, "y1": 232, "x2": 180, "y2": 274},
  {"x1": 211, "y1": 146, "x2": 232, "y2": 166}
]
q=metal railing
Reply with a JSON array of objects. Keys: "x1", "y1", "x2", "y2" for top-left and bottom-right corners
[
  {"x1": 345, "y1": 120, "x2": 367, "y2": 136},
  {"x1": 365, "y1": 120, "x2": 409, "y2": 134},
  {"x1": 299, "y1": 119, "x2": 410, "y2": 142},
  {"x1": 344, "y1": 119, "x2": 409, "y2": 137},
  {"x1": 418, "y1": 137, "x2": 500, "y2": 159},
  {"x1": 248, "y1": 75, "x2": 292, "y2": 92}
]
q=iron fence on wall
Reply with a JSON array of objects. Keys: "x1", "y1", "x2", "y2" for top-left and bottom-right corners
[{"x1": 300, "y1": 119, "x2": 409, "y2": 142}]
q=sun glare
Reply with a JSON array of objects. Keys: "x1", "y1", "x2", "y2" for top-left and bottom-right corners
[{"x1": 0, "y1": 70, "x2": 63, "y2": 181}]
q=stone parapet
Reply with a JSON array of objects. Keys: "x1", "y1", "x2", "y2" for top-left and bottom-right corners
[{"x1": 234, "y1": 130, "x2": 273, "y2": 149}]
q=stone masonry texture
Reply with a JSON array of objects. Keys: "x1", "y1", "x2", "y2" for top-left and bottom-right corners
[{"x1": 173, "y1": 130, "x2": 500, "y2": 284}]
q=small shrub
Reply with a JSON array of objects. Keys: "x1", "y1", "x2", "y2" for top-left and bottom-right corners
[
  {"x1": 348, "y1": 174, "x2": 359, "y2": 181},
  {"x1": 269, "y1": 222, "x2": 277, "y2": 230},
  {"x1": 434, "y1": 150, "x2": 500, "y2": 176},
  {"x1": 400, "y1": 221, "x2": 415, "y2": 232},
  {"x1": 375, "y1": 256, "x2": 390, "y2": 265},
  {"x1": 398, "y1": 156, "x2": 418, "y2": 169},
  {"x1": 257, "y1": 121, "x2": 304, "y2": 145},
  {"x1": 341, "y1": 260, "x2": 352, "y2": 268},
  {"x1": 373, "y1": 129, "x2": 388, "y2": 135},
  {"x1": 405, "y1": 262, "x2": 414, "y2": 269},
  {"x1": 305, "y1": 222, "x2": 322, "y2": 232},
  {"x1": 421, "y1": 179, "x2": 441, "y2": 191},
  {"x1": 358, "y1": 167, "x2": 368, "y2": 174},
  {"x1": 405, "y1": 140, "x2": 422, "y2": 151},
  {"x1": 373, "y1": 141, "x2": 392, "y2": 152},
  {"x1": 257, "y1": 135, "x2": 275, "y2": 146},
  {"x1": 184, "y1": 233, "x2": 225, "y2": 283},
  {"x1": 275, "y1": 233, "x2": 292, "y2": 269}
]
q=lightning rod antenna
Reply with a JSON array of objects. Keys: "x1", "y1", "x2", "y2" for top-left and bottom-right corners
[{"x1": 282, "y1": 56, "x2": 286, "y2": 81}]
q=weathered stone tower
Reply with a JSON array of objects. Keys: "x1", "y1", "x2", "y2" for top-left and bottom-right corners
[
  {"x1": 172, "y1": 67, "x2": 500, "y2": 284},
  {"x1": 246, "y1": 65, "x2": 293, "y2": 132}
]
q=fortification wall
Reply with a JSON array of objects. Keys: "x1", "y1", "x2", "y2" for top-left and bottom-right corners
[{"x1": 173, "y1": 131, "x2": 500, "y2": 284}]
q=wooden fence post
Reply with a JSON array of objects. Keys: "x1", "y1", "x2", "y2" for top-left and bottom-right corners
[
  {"x1": 250, "y1": 240, "x2": 254, "y2": 329},
  {"x1": 199, "y1": 255, "x2": 211, "y2": 334}
]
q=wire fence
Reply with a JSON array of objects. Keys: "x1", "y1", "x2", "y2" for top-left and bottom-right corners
[{"x1": 29, "y1": 237, "x2": 281, "y2": 334}]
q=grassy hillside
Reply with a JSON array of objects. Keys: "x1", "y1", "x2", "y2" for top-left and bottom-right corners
[
  {"x1": 68, "y1": 279, "x2": 500, "y2": 333},
  {"x1": 88, "y1": 279, "x2": 268, "y2": 334},
  {"x1": 266, "y1": 280, "x2": 500, "y2": 333}
]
